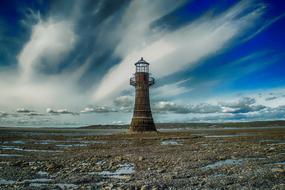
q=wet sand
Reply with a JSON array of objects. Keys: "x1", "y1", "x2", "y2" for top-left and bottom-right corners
[{"x1": 0, "y1": 124, "x2": 284, "y2": 189}]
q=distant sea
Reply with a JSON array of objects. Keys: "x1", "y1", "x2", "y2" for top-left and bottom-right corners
[
  {"x1": 0, "y1": 112, "x2": 209, "y2": 128},
  {"x1": 1, "y1": 112, "x2": 275, "y2": 128}
]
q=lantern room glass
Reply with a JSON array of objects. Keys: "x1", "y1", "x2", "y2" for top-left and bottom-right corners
[{"x1": 135, "y1": 58, "x2": 149, "y2": 73}]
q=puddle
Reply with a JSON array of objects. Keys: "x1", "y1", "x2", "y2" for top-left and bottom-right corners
[
  {"x1": 22, "y1": 178, "x2": 53, "y2": 183},
  {"x1": 266, "y1": 161, "x2": 285, "y2": 166},
  {"x1": 0, "y1": 179, "x2": 15, "y2": 185},
  {"x1": 37, "y1": 171, "x2": 49, "y2": 177},
  {"x1": 159, "y1": 128, "x2": 191, "y2": 132},
  {"x1": 0, "y1": 161, "x2": 10, "y2": 165},
  {"x1": 29, "y1": 183, "x2": 47, "y2": 187},
  {"x1": 55, "y1": 183, "x2": 78, "y2": 189},
  {"x1": 96, "y1": 160, "x2": 106, "y2": 165},
  {"x1": 269, "y1": 142, "x2": 285, "y2": 145},
  {"x1": 161, "y1": 140, "x2": 182, "y2": 145},
  {"x1": 260, "y1": 139, "x2": 277, "y2": 142},
  {"x1": 0, "y1": 145, "x2": 63, "y2": 153},
  {"x1": 55, "y1": 144, "x2": 87, "y2": 148},
  {"x1": 29, "y1": 182, "x2": 78, "y2": 189},
  {"x1": 203, "y1": 159, "x2": 243, "y2": 169},
  {"x1": 0, "y1": 178, "x2": 76, "y2": 189},
  {"x1": 260, "y1": 140, "x2": 285, "y2": 145},
  {"x1": 0, "y1": 154, "x2": 23, "y2": 157},
  {"x1": 212, "y1": 174, "x2": 225, "y2": 177},
  {"x1": 36, "y1": 140, "x2": 77, "y2": 144},
  {"x1": 91, "y1": 163, "x2": 135, "y2": 179},
  {"x1": 37, "y1": 140, "x2": 106, "y2": 145},
  {"x1": 0, "y1": 145, "x2": 23, "y2": 151},
  {"x1": 3, "y1": 140, "x2": 26, "y2": 144},
  {"x1": 273, "y1": 161, "x2": 285, "y2": 165},
  {"x1": 81, "y1": 140, "x2": 107, "y2": 144},
  {"x1": 22, "y1": 149, "x2": 63, "y2": 153},
  {"x1": 205, "y1": 133, "x2": 256, "y2": 138}
]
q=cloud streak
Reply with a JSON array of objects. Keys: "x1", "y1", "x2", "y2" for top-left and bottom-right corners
[
  {"x1": 18, "y1": 18, "x2": 76, "y2": 81},
  {"x1": 92, "y1": 0, "x2": 266, "y2": 102},
  {"x1": 152, "y1": 97, "x2": 266, "y2": 114}
]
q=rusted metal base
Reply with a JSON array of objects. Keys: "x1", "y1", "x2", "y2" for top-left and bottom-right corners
[{"x1": 129, "y1": 117, "x2": 156, "y2": 133}]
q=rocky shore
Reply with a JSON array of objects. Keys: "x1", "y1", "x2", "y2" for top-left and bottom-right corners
[{"x1": 0, "y1": 126, "x2": 284, "y2": 189}]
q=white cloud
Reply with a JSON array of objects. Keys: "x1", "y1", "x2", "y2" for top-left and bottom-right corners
[
  {"x1": 18, "y1": 18, "x2": 76, "y2": 81},
  {"x1": 153, "y1": 101, "x2": 221, "y2": 114},
  {"x1": 0, "y1": 17, "x2": 88, "y2": 110},
  {"x1": 80, "y1": 106, "x2": 117, "y2": 113},
  {"x1": 92, "y1": 1, "x2": 266, "y2": 103},
  {"x1": 218, "y1": 97, "x2": 266, "y2": 113},
  {"x1": 113, "y1": 95, "x2": 133, "y2": 108},
  {"x1": 265, "y1": 96, "x2": 278, "y2": 101},
  {"x1": 80, "y1": 107, "x2": 95, "y2": 113},
  {"x1": 152, "y1": 97, "x2": 267, "y2": 114},
  {"x1": 152, "y1": 79, "x2": 192, "y2": 98},
  {"x1": 219, "y1": 97, "x2": 255, "y2": 108},
  {"x1": 112, "y1": 120, "x2": 124, "y2": 125},
  {"x1": 46, "y1": 108, "x2": 75, "y2": 114}
]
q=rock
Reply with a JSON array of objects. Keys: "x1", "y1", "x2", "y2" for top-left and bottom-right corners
[
  {"x1": 11, "y1": 161, "x2": 24, "y2": 167},
  {"x1": 116, "y1": 156, "x2": 123, "y2": 161},
  {"x1": 139, "y1": 156, "x2": 144, "y2": 161},
  {"x1": 31, "y1": 166, "x2": 38, "y2": 170},
  {"x1": 46, "y1": 162, "x2": 60, "y2": 172},
  {"x1": 271, "y1": 168, "x2": 285, "y2": 173},
  {"x1": 71, "y1": 167, "x2": 80, "y2": 172},
  {"x1": 157, "y1": 169, "x2": 165, "y2": 173},
  {"x1": 163, "y1": 175, "x2": 173, "y2": 181},
  {"x1": 151, "y1": 186, "x2": 158, "y2": 190},
  {"x1": 108, "y1": 161, "x2": 114, "y2": 168},
  {"x1": 96, "y1": 165, "x2": 103, "y2": 172}
]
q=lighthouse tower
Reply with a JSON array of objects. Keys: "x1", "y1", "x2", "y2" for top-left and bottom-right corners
[{"x1": 129, "y1": 58, "x2": 156, "y2": 132}]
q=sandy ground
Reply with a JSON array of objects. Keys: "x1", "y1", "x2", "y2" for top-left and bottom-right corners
[{"x1": 0, "y1": 125, "x2": 284, "y2": 189}]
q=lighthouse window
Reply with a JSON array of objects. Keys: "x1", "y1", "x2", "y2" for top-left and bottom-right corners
[{"x1": 136, "y1": 65, "x2": 149, "y2": 73}]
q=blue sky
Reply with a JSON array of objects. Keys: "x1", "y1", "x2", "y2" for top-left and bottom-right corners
[{"x1": 0, "y1": 0, "x2": 285, "y2": 125}]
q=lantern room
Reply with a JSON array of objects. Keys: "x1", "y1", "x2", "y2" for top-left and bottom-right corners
[{"x1": 135, "y1": 57, "x2": 149, "y2": 73}]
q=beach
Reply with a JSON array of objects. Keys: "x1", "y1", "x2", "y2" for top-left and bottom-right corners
[{"x1": 0, "y1": 122, "x2": 285, "y2": 189}]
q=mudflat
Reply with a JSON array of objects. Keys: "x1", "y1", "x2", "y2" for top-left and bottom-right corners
[{"x1": 0, "y1": 123, "x2": 284, "y2": 189}]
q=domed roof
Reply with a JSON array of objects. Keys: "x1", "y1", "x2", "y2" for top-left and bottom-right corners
[{"x1": 135, "y1": 57, "x2": 149, "y2": 65}]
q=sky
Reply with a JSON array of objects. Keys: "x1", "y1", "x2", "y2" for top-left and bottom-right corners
[{"x1": 0, "y1": 0, "x2": 285, "y2": 127}]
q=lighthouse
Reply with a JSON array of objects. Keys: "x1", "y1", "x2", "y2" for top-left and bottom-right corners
[{"x1": 129, "y1": 58, "x2": 156, "y2": 132}]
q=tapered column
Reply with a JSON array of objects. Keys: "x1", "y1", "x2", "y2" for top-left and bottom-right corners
[{"x1": 129, "y1": 72, "x2": 156, "y2": 132}]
